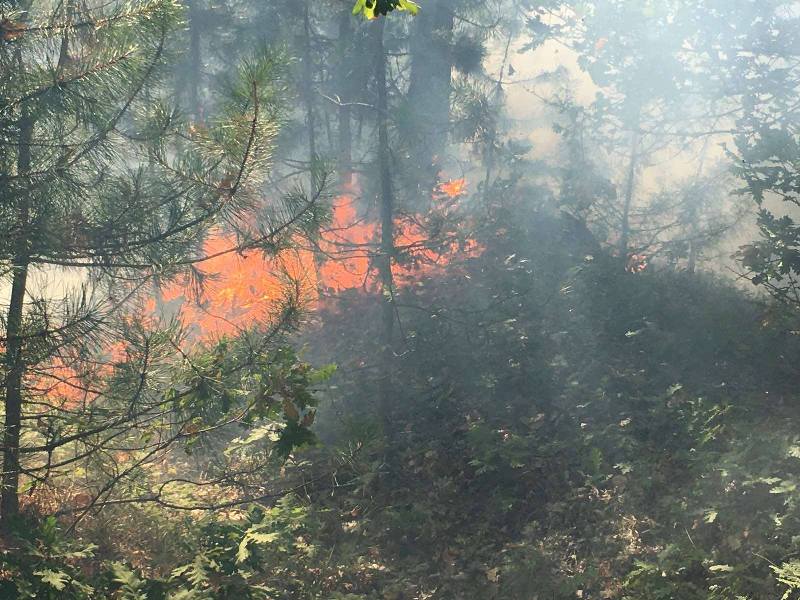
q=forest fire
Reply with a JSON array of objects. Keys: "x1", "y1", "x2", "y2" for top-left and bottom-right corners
[
  {"x1": 6, "y1": 2, "x2": 797, "y2": 596},
  {"x1": 145, "y1": 236, "x2": 319, "y2": 339},
  {"x1": 29, "y1": 341, "x2": 129, "y2": 408},
  {"x1": 31, "y1": 178, "x2": 478, "y2": 404},
  {"x1": 145, "y1": 177, "x2": 479, "y2": 340}
]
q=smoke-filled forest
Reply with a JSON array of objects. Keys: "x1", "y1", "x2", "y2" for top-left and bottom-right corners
[{"x1": 3, "y1": 0, "x2": 800, "y2": 598}]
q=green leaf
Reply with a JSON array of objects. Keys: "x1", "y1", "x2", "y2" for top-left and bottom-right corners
[
  {"x1": 237, "y1": 529, "x2": 280, "y2": 563},
  {"x1": 758, "y1": 477, "x2": 782, "y2": 485},
  {"x1": 666, "y1": 383, "x2": 683, "y2": 396},
  {"x1": 709, "y1": 564, "x2": 735, "y2": 572},
  {"x1": 397, "y1": 0, "x2": 420, "y2": 14},
  {"x1": 35, "y1": 569, "x2": 70, "y2": 591},
  {"x1": 274, "y1": 420, "x2": 317, "y2": 458},
  {"x1": 309, "y1": 363, "x2": 337, "y2": 384},
  {"x1": 110, "y1": 562, "x2": 148, "y2": 600},
  {"x1": 770, "y1": 480, "x2": 797, "y2": 494},
  {"x1": 351, "y1": 0, "x2": 367, "y2": 15},
  {"x1": 352, "y1": 0, "x2": 419, "y2": 18}
]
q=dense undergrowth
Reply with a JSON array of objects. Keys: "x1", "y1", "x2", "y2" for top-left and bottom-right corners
[{"x1": 5, "y1": 186, "x2": 800, "y2": 600}]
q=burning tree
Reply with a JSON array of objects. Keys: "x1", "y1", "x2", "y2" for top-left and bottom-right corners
[{"x1": 0, "y1": 0, "x2": 326, "y2": 529}]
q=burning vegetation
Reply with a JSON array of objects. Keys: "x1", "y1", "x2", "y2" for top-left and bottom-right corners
[
  {"x1": 143, "y1": 176, "x2": 478, "y2": 340},
  {"x1": 3, "y1": 1, "x2": 800, "y2": 599}
]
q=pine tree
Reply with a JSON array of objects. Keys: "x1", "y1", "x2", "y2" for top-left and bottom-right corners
[{"x1": 0, "y1": 0, "x2": 321, "y2": 527}]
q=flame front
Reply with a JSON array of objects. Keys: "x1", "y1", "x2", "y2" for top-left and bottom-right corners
[
  {"x1": 34, "y1": 177, "x2": 480, "y2": 402},
  {"x1": 155, "y1": 177, "x2": 478, "y2": 339}
]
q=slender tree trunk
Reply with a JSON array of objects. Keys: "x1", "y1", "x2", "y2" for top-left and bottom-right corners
[
  {"x1": 337, "y1": 8, "x2": 353, "y2": 185},
  {"x1": 686, "y1": 226, "x2": 698, "y2": 273},
  {"x1": 374, "y1": 20, "x2": 395, "y2": 434},
  {"x1": 619, "y1": 131, "x2": 639, "y2": 263},
  {"x1": 482, "y1": 35, "x2": 511, "y2": 204},
  {"x1": 187, "y1": 0, "x2": 202, "y2": 119},
  {"x1": 482, "y1": 149, "x2": 493, "y2": 203},
  {"x1": 2, "y1": 107, "x2": 33, "y2": 527},
  {"x1": 407, "y1": 0, "x2": 454, "y2": 192},
  {"x1": 687, "y1": 137, "x2": 710, "y2": 274},
  {"x1": 303, "y1": 0, "x2": 316, "y2": 173}
]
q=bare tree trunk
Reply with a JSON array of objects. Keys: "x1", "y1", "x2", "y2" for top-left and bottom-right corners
[
  {"x1": 407, "y1": 0, "x2": 454, "y2": 193},
  {"x1": 374, "y1": 20, "x2": 395, "y2": 434},
  {"x1": 482, "y1": 34, "x2": 512, "y2": 204},
  {"x1": 2, "y1": 106, "x2": 32, "y2": 527},
  {"x1": 187, "y1": 0, "x2": 202, "y2": 119},
  {"x1": 337, "y1": 8, "x2": 353, "y2": 185},
  {"x1": 687, "y1": 137, "x2": 711, "y2": 274},
  {"x1": 687, "y1": 214, "x2": 698, "y2": 273},
  {"x1": 303, "y1": 0, "x2": 316, "y2": 173},
  {"x1": 619, "y1": 131, "x2": 639, "y2": 263}
]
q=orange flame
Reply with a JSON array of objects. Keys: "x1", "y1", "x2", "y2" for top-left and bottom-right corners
[
  {"x1": 150, "y1": 175, "x2": 480, "y2": 336},
  {"x1": 437, "y1": 178, "x2": 467, "y2": 199},
  {"x1": 316, "y1": 193, "x2": 375, "y2": 293},
  {"x1": 32, "y1": 176, "x2": 482, "y2": 403},
  {"x1": 316, "y1": 176, "x2": 480, "y2": 294},
  {"x1": 155, "y1": 235, "x2": 318, "y2": 339}
]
